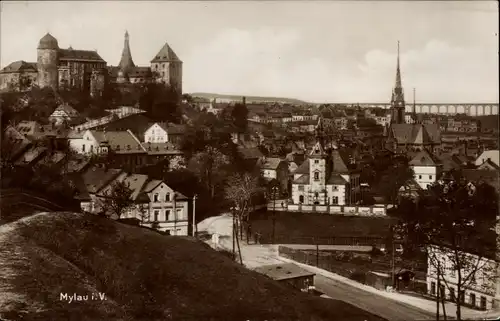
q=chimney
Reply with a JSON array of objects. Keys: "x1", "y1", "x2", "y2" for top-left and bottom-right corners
[{"x1": 242, "y1": 96, "x2": 246, "y2": 105}]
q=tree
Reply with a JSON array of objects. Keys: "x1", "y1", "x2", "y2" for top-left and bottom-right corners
[
  {"x1": 377, "y1": 158, "x2": 414, "y2": 205},
  {"x1": 231, "y1": 103, "x2": 248, "y2": 133},
  {"x1": 168, "y1": 155, "x2": 186, "y2": 170},
  {"x1": 225, "y1": 172, "x2": 261, "y2": 263},
  {"x1": 394, "y1": 178, "x2": 498, "y2": 321},
  {"x1": 188, "y1": 146, "x2": 230, "y2": 199},
  {"x1": 99, "y1": 180, "x2": 135, "y2": 219}
]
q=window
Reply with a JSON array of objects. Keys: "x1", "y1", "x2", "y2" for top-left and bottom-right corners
[
  {"x1": 331, "y1": 196, "x2": 339, "y2": 205},
  {"x1": 153, "y1": 210, "x2": 159, "y2": 221},
  {"x1": 314, "y1": 160, "x2": 319, "y2": 164},
  {"x1": 153, "y1": 193, "x2": 159, "y2": 202},
  {"x1": 418, "y1": 175, "x2": 422, "y2": 179},
  {"x1": 429, "y1": 175, "x2": 433, "y2": 180},
  {"x1": 165, "y1": 193, "x2": 170, "y2": 201},
  {"x1": 166, "y1": 210, "x2": 172, "y2": 221},
  {"x1": 449, "y1": 288, "x2": 456, "y2": 301},
  {"x1": 480, "y1": 296, "x2": 487, "y2": 310},
  {"x1": 470, "y1": 293, "x2": 476, "y2": 307},
  {"x1": 299, "y1": 195, "x2": 304, "y2": 204},
  {"x1": 90, "y1": 145, "x2": 94, "y2": 153},
  {"x1": 298, "y1": 185, "x2": 304, "y2": 191},
  {"x1": 82, "y1": 144, "x2": 85, "y2": 152},
  {"x1": 332, "y1": 186, "x2": 338, "y2": 191},
  {"x1": 459, "y1": 290, "x2": 465, "y2": 304},
  {"x1": 314, "y1": 172, "x2": 319, "y2": 181},
  {"x1": 431, "y1": 282, "x2": 436, "y2": 295},
  {"x1": 314, "y1": 192, "x2": 319, "y2": 199},
  {"x1": 177, "y1": 209, "x2": 182, "y2": 220}
]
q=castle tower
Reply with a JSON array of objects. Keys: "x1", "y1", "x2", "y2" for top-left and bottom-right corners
[
  {"x1": 37, "y1": 33, "x2": 59, "y2": 90},
  {"x1": 390, "y1": 41, "x2": 405, "y2": 124},
  {"x1": 150, "y1": 42, "x2": 183, "y2": 97},
  {"x1": 117, "y1": 31, "x2": 135, "y2": 84},
  {"x1": 309, "y1": 118, "x2": 328, "y2": 205}
]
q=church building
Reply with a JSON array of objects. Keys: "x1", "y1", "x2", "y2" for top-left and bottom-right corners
[
  {"x1": 291, "y1": 119, "x2": 361, "y2": 206},
  {"x1": 385, "y1": 42, "x2": 441, "y2": 153}
]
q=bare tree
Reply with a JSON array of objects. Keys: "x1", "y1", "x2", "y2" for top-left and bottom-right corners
[
  {"x1": 225, "y1": 172, "x2": 260, "y2": 239},
  {"x1": 99, "y1": 180, "x2": 135, "y2": 219},
  {"x1": 395, "y1": 178, "x2": 498, "y2": 320}
]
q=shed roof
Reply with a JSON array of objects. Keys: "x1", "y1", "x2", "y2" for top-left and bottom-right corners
[{"x1": 254, "y1": 263, "x2": 315, "y2": 281}]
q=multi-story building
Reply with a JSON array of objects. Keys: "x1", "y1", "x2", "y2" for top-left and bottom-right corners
[
  {"x1": 0, "y1": 33, "x2": 107, "y2": 95},
  {"x1": 427, "y1": 244, "x2": 499, "y2": 310},
  {"x1": 0, "y1": 31, "x2": 183, "y2": 97},
  {"x1": 79, "y1": 166, "x2": 190, "y2": 235},
  {"x1": 291, "y1": 119, "x2": 360, "y2": 206},
  {"x1": 409, "y1": 149, "x2": 442, "y2": 190}
]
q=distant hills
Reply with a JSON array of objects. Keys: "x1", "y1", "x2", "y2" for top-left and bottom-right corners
[{"x1": 189, "y1": 92, "x2": 308, "y2": 104}]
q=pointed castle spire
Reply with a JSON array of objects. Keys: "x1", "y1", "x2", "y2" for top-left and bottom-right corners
[{"x1": 118, "y1": 30, "x2": 135, "y2": 72}]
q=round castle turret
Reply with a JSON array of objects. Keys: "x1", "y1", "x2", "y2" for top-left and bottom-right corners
[{"x1": 37, "y1": 33, "x2": 59, "y2": 90}]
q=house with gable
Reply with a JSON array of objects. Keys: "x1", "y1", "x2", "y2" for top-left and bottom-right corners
[
  {"x1": 79, "y1": 165, "x2": 190, "y2": 235},
  {"x1": 291, "y1": 119, "x2": 360, "y2": 206},
  {"x1": 49, "y1": 103, "x2": 81, "y2": 126},
  {"x1": 143, "y1": 122, "x2": 185, "y2": 145},
  {"x1": 257, "y1": 157, "x2": 289, "y2": 195},
  {"x1": 476, "y1": 150, "x2": 500, "y2": 168},
  {"x1": 409, "y1": 149, "x2": 443, "y2": 190}
]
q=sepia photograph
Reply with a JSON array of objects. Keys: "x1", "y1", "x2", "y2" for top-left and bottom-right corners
[{"x1": 0, "y1": 1, "x2": 498, "y2": 320}]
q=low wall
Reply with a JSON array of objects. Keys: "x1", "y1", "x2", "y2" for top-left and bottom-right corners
[{"x1": 267, "y1": 202, "x2": 387, "y2": 216}]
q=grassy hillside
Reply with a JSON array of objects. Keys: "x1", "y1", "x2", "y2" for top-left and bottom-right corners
[
  {"x1": 190, "y1": 92, "x2": 308, "y2": 105},
  {"x1": 0, "y1": 212, "x2": 386, "y2": 321}
]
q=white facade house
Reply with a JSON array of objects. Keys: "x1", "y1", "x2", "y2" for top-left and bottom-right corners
[
  {"x1": 291, "y1": 136, "x2": 360, "y2": 206},
  {"x1": 427, "y1": 245, "x2": 500, "y2": 311},
  {"x1": 69, "y1": 129, "x2": 143, "y2": 155},
  {"x1": 144, "y1": 123, "x2": 169, "y2": 143},
  {"x1": 409, "y1": 149, "x2": 442, "y2": 190},
  {"x1": 141, "y1": 180, "x2": 189, "y2": 235},
  {"x1": 79, "y1": 167, "x2": 190, "y2": 236}
]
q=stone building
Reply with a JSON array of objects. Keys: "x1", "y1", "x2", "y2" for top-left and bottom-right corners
[
  {"x1": 0, "y1": 31, "x2": 183, "y2": 97},
  {"x1": 0, "y1": 33, "x2": 107, "y2": 95},
  {"x1": 107, "y1": 31, "x2": 183, "y2": 95}
]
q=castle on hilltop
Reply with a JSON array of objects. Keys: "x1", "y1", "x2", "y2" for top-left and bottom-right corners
[{"x1": 0, "y1": 31, "x2": 183, "y2": 97}]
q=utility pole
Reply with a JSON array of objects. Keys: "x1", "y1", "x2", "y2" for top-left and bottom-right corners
[
  {"x1": 272, "y1": 186, "x2": 278, "y2": 244},
  {"x1": 192, "y1": 194, "x2": 197, "y2": 237},
  {"x1": 391, "y1": 231, "x2": 396, "y2": 288},
  {"x1": 232, "y1": 206, "x2": 236, "y2": 260}
]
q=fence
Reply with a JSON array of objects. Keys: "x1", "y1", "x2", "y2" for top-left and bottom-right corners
[
  {"x1": 267, "y1": 202, "x2": 387, "y2": 216},
  {"x1": 279, "y1": 246, "x2": 427, "y2": 291},
  {"x1": 259, "y1": 234, "x2": 386, "y2": 246}
]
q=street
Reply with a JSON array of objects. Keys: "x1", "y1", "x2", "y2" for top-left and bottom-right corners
[{"x1": 314, "y1": 273, "x2": 435, "y2": 321}]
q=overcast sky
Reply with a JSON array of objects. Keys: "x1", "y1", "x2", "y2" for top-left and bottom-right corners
[{"x1": 1, "y1": 1, "x2": 498, "y2": 103}]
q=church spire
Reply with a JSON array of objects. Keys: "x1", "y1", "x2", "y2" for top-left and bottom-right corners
[
  {"x1": 395, "y1": 41, "x2": 402, "y2": 89},
  {"x1": 390, "y1": 40, "x2": 405, "y2": 124},
  {"x1": 118, "y1": 30, "x2": 135, "y2": 72}
]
